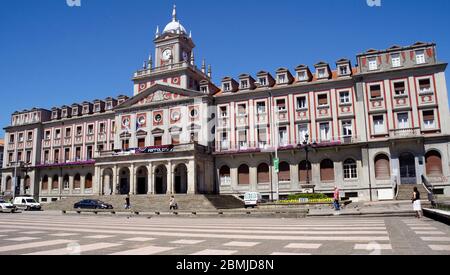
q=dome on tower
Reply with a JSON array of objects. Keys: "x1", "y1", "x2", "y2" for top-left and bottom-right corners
[{"x1": 163, "y1": 5, "x2": 187, "y2": 34}]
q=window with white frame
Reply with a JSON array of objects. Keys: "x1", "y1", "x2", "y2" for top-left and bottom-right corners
[
  {"x1": 394, "y1": 81, "x2": 406, "y2": 96},
  {"x1": 220, "y1": 132, "x2": 228, "y2": 149},
  {"x1": 416, "y1": 50, "x2": 426, "y2": 64},
  {"x1": 373, "y1": 115, "x2": 385, "y2": 134},
  {"x1": 18, "y1": 133, "x2": 24, "y2": 142},
  {"x1": 87, "y1": 124, "x2": 94, "y2": 135},
  {"x1": 318, "y1": 68, "x2": 326, "y2": 78},
  {"x1": 257, "y1": 128, "x2": 267, "y2": 148},
  {"x1": 223, "y1": 83, "x2": 231, "y2": 92},
  {"x1": 258, "y1": 77, "x2": 267, "y2": 86},
  {"x1": 343, "y1": 159, "x2": 358, "y2": 179},
  {"x1": 297, "y1": 71, "x2": 307, "y2": 81},
  {"x1": 296, "y1": 96, "x2": 307, "y2": 109},
  {"x1": 391, "y1": 53, "x2": 401, "y2": 67},
  {"x1": 342, "y1": 121, "x2": 353, "y2": 137},
  {"x1": 340, "y1": 91, "x2": 351, "y2": 104},
  {"x1": 423, "y1": 110, "x2": 436, "y2": 129},
  {"x1": 278, "y1": 126, "x2": 288, "y2": 146},
  {"x1": 278, "y1": 74, "x2": 286, "y2": 84},
  {"x1": 76, "y1": 126, "x2": 83, "y2": 136},
  {"x1": 339, "y1": 65, "x2": 349, "y2": 75},
  {"x1": 318, "y1": 94, "x2": 328, "y2": 106},
  {"x1": 319, "y1": 122, "x2": 331, "y2": 141},
  {"x1": 44, "y1": 130, "x2": 51, "y2": 140},
  {"x1": 237, "y1": 130, "x2": 248, "y2": 149},
  {"x1": 419, "y1": 78, "x2": 432, "y2": 94},
  {"x1": 55, "y1": 129, "x2": 61, "y2": 139},
  {"x1": 240, "y1": 80, "x2": 248, "y2": 89},
  {"x1": 370, "y1": 84, "x2": 382, "y2": 99},
  {"x1": 397, "y1": 113, "x2": 409, "y2": 129},
  {"x1": 368, "y1": 57, "x2": 378, "y2": 71},
  {"x1": 220, "y1": 106, "x2": 228, "y2": 117},
  {"x1": 276, "y1": 99, "x2": 287, "y2": 112},
  {"x1": 298, "y1": 124, "x2": 308, "y2": 143},
  {"x1": 256, "y1": 102, "x2": 266, "y2": 114},
  {"x1": 106, "y1": 102, "x2": 112, "y2": 110},
  {"x1": 237, "y1": 104, "x2": 247, "y2": 116}
]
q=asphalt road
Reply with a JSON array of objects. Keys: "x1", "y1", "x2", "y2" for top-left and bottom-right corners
[{"x1": 0, "y1": 211, "x2": 449, "y2": 255}]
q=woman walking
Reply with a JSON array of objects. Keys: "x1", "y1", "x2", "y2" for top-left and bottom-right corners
[{"x1": 412, "y1": 187, "x2": 422, "y2": 219}]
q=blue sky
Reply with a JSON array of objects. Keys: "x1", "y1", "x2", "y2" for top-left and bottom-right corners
[{"x1": 1, "y1": 0, "x2": 450, "y2": 137}]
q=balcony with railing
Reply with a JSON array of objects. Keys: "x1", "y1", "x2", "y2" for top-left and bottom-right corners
[
  {"x1": 134, "y1": 61, "x2": 192, "y2": 78},
  {"x1": 97, "y1": 143, "x2": 208, "y2": 159}
]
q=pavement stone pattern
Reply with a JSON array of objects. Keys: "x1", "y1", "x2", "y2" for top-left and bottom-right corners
[{"x1": 0, "y1": 212, "x2": 449, "y2": 255}]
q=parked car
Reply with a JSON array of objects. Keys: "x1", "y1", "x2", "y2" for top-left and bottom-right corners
[
  {"x1": 244, "y1": 192, "x2": 262, "y2": 208},
  {"x1": 0, "y1": 198, "x2": 17, "y2": 213},
  {"x1": 74, "y1": 200, "x2": 113, "y2": 210},
  {"x1": 13, "y1": 197, "x2": 41, "y2": 211}
]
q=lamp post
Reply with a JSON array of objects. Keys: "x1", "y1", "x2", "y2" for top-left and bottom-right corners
[
  {"x1": 12, "y1": 161, "x2": 24, "y2": 200},
  {"x1": 301, "y1": 134, "x2": 316, "y2": 193}
]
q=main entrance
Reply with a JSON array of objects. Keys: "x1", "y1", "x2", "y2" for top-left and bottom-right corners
[
  {"x1": 155, "y1": 165, "x2": 167, "y2": 194},
  {"x1": 119, "y1": 167, "x2": 130, "y2": 194},
  {"x1": 399, "y1": 153, "x2": 417, "y2": 184},
  {"x1": 136, "y1": 167, "x2": 148, "y2": 195},
  {"x1": 174, "y1": 164, "x2": 188, "y2": 194}
]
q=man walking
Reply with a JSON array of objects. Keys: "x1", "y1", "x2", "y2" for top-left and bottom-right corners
[
  {"x1": 125, "y1": 195, "x2": 131, "y2": 210},
  {"x1": 333, "y1": 186, "x2": 341, "y2": 212}
]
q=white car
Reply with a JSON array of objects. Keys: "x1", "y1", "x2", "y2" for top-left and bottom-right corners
[
  {"x1": 13, "y1": 197, "x2": 41, "y2": 211},
  {"x1": 0, "y1": 198, "x2": 17, "y2": 213},
  {"x1": 244, "y1": 192, "x2": 262, "y2": 208}
]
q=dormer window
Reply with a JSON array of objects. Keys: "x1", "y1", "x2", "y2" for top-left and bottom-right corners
[
  {"x1": 278, "y1": 74, "x2": 286, "y2": 84},
  {"x1": 416, "y1": 50, "x2": 426, "y2": 64},
  {"x1": 368, "y1": 57, "x2": 378, "y2": 71},
  {"x1": 72, "y1": 108, "x2": 78, "y2": 116},
  {"x1": 52, "y1": 111, "x2": 59, "y2": 119},
  {"x1": 94, "y1": 104, "x2": 101, "y2": 112},
  {"x1": 106, "y1": 102, "x2": 112, "y2": 110},
  {"x1": 258, "y1": 77, "x2": 267, "y2": 86},
  {"x1": 318, "y1": 68, "x2": 326, "y2": 78},
  {"x1": 83, "y1": 106, "x2": 89, "y2": 114},
  {"x1": 240, "y1": 80, "x2": 249, "y2": 89},
  {"x1": 201, "y1": 86, "x2": 208, "y2": 93},
  {"x1": 339, "y1": 65, "x2": 349, "y2": 75},
  {"x1": 223, "y1": 83, "x2": 231, "y2": 92},
  {"x1": 62, "y1": 110, "x2": 67, "y2": 117},
  {"x1": 391, "y1": 53, "x2": 401, "y2": 67},
  {"x1": 297, "y1": 71, "x2": 307, "y2": 81}
]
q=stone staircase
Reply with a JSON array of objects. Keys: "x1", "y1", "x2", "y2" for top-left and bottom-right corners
[
  {"x1": 43, "y1": 194, "x2": 244, "y2": 211},
  {"x1": 396, "y1": 185, "x2": 429, "y2": 201}
]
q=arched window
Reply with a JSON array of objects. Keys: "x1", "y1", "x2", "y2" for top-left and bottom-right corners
[
  {"x1": 238, "y1": 164, "x2": 249, "y2": 185},
  {"x1": 426, "y1": 150, "x2": 443, "y2": 176},
  {"x1": 299, "y1": 160, "x2": 312, "y2": 182},
  {"x1": 343, "y1": 159, "x2": 357, "y2": 180},
  {"x1": 6, "y1": 177, "x2": 12, "y2": 191},
  {"x1": 63, "y1": 175, "x2": 70, "y2": 190},
  {"x1": 219, "y1": 166, "x2": 231, "y2": 186},
  {"x1": 320, "y1": 159, "x2": 335, "y2": 181},
  {"x1": 52, "y1": 175, "x2": 59, "y2": 190},
  {"x1": 85, "y1": 173, "x2": 93, "y2": 189},
  {"x1": 279, "y1": 162, "x2": 291, "y2": 182},
  {"x1": 74, "y1": 174, "x2": 81, "y2": 189},
  {"x1": 257, "y1": 163, "x2": 270, "y2": 184},
  {"x1": 375, "y1": 154, "x2": 391, "y2": 180},
  {"x1": 41, "y1": 175, "x2": 48, "y2": 191}
]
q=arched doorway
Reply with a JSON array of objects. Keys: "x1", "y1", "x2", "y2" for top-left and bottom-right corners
[
  {"x1": 425, "y1": 150, "x2": 443, "y2": 177},
  {"x1": 5, "y1": 177, "x2": 12, "y2": 192},
  {"x1": 24, "y1": 176, "x2": 31, "y2": 195},
  {"x1": 174, "y1": 164, "x2": 188, "y2": 194},
  {"x1": 399, "y1": 153, "x2": 416, "y2": 184},
  {"x1": 154, "y1": 165, "x2": 167, "y2": 194},
  {"x1": 119, "y1": 168, "x2": 130, "y2": 195},
  {"x1": 136, "y1": 166, "x2": 148, "y2": 195},
  {"x1": 102, "y1": 169, "x2": 113, "y2": 195}
]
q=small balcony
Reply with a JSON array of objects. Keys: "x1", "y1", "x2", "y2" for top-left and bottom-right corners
[{"x1": 389, "y1": 128, "x2": 421, "y2": 138}]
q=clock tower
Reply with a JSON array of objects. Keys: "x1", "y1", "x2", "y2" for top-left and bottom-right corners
[{"x1": 132, "y1": 5, "x2": 213, "y2": 95}]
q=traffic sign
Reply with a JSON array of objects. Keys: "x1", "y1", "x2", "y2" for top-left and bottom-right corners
[{"x1": 274, "y1": 158, "x2": 280, "y2": 173}]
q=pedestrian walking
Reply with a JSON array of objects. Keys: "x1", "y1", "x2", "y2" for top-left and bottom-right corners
[
  {"x1": 333, "y1": 186, "x2": 341, "y2": 212},
  {"x1": 125, "y1": 195, "x2": 131, "y2": 210},
  {"x1": 412, "y1": 187, "x2": 422, "y2": 218},
  {"x1": 169, "y1": 196, "x2": 178, "y2": 210}
]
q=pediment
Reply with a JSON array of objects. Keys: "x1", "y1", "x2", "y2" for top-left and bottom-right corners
[
  {"x1": 120, "y1": 131, "x2": 132, "y2": 138},
  {"x1": 151, "y1": 127, "x2": 165, "y2": 135},
  {"x1": 169, "y1": 126, "x2": 183, "y2": 133},
  {"x1": 116, "y1": 84, "x2": 204, "y2": 110},
  {"x1": 136, "y1": 129, "x2": 148, "y2": 136}
]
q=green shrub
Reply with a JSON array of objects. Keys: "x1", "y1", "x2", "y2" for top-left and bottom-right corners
[{"x1": 287, "y1": 193, "x2": 328, "y2": 200}]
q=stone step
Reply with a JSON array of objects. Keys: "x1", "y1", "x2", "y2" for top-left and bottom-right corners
[{"x1": 397, "y1": 185, "x2": 429, "y2": 201}]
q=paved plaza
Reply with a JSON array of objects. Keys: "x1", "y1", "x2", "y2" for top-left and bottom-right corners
[{"x1": 0, "y1": 212, "x2": 449, "y2": 255}]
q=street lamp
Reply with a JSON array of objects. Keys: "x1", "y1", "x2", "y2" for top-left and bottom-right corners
[
  {"x1": 12, "y1": 161, "x2": 24, "y2": 200},
  {"x1": 301, "y1": 134, "x2": 316, "y2": 193}
]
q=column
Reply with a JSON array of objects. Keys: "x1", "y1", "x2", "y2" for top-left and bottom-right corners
[
  {"x1": 166, "y1": 161, "x2": 173, "y2": 195},
  {"x1": 58, "y1": 175, "x2": 63, "y2": 196},
  {"x1": 113, "y1": 165, "x2": 118, "y2": 195},
  {"x1": 187, "y1": 160, "x2": 196, "y2": 194},
  {"x1": 69, "y1": 175, "x2": 74, "y2": 195},
  {"x1": 81, "y1": 175, "x2": 85, "y2": 194},
  {"x1": 147, "y1": 162, "x2": 153, "y2": 195},
  {"x1": 104, "y1": 173, "x2": 111, "y2": 196},
  {"x1": 20, "y1": 178, "x2": 25, "y2": 196},
  {"x1": 93, "y1": 166, "x2": 101, "y2": 195},
  {"x1": 130, "y1": 163, "x2": 135, "y2": 195}
]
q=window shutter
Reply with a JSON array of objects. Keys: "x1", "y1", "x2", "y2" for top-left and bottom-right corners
[
  {"x1": 238, "y1": 165, "x2": 249, "y2": 185},
  {"x1": 375, "y1": 155, "x2": 391, "y2": 179},
  {"x1": 423, "y1": 111, "x2": 434, "y2": 121},
  {"x1": 320, "y1": 160, "x2": 335, "y2": 181},
  {"x1": 426, "y1": 152, "x2": 443, "y2": 176},
  {"x1": 258, "y1": 129, "x2": 266, "y2": 142},
  {"x1": 299, "y1": 161, "x2": 311, "y2": 182},
  {"x1": 318, "y1": 95, "x2": 328, "y2": 105},
  {"x1": 257, "y1": 164, "x2": 270, "y2": 184},
  {"x1": 278, "y1": 162, "x2": 290, "y2": 182},
  {"x1": 370, "y1": 86, "x2": 382, "y2": 98}
]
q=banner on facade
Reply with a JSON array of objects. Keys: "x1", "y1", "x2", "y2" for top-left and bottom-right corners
[{"x1": 136, "y1": 145, "x2": 175, "y2": 154}]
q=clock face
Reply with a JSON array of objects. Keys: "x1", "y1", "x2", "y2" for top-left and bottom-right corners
[{"x1": 162, "y1": 49, "x2": 172, "y2": 61}]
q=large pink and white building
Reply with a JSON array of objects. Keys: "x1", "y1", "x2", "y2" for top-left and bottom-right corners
[{"x1": 2, "y1": 7, "x2": 450, "y2": 202}]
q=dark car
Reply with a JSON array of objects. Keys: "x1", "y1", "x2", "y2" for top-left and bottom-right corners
[{"x1": 73, "y1": 200, "x2": 113, "y2": 210}]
